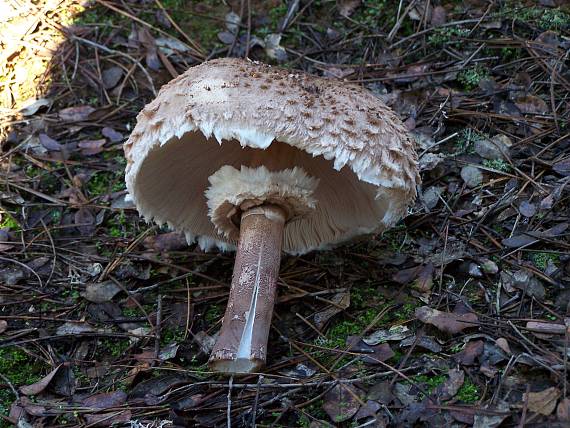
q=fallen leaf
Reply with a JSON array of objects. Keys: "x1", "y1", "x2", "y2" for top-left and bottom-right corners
[
  {"x1": 225, "y1": 11, "x2": 241, "y2": 33},
  {"x1": 354, "y1": 400, "x2": 382, "y2": 420},
  {"x1": 453, "y1": 340, "x2": 484, "y2": 365},
  {"x1": 193, "y1": 330, "x2": 216, "y2": 355},
  {"x1": 51, "y1": 365, "x2": 76, "y2": 396},
  {"x1": 102, "y1": 127, "x2": 124, "y2": 143},
  {"x1": 502, "y1": 222, "x2": 568, "y2": 248},
  {"x1": 0, "y1": 320, "x2": 7, "y2": 334},
  {"x1": 136, "y1": 26, "x2": 161, "y2": 70},
  {"x1": 129, "y1": 375, "x2": 188, "y2": 401},
  {"x1": 557, "y1": 398, "x2": 570, "y2": 421},
  {"x1": 78, "y1": 139, "x2": 106, "y2": 156},
  {"x1": 82, "y1": 281, "x2": 122, "y2": 303},
  {"x1": 399, "y1": 335, "x2": 442, "y2": 353},
  {"x1": 415, "y1": 306, "x2": 478, "y2": 334},
  {"x1": 519, "y1": 200, "x2": 536, "y2": 217},
  {"x1": 102, "y1": 67, "x2": 123, "y2": 89},
  {"x1": 313, "y1": 292, "x2": 350, "y2": 329},
  {"x1": 368, "y1": 381, "x2": 393, "y2": 404},
  {"x1": 19, "y1": 396, "x2": 48, "y2": 416},
  {"x1": 84, "y1": 390, "x2": 127, "y2": 408},
  {"x1": 510, "y1": 270, "x2": 546, "y2": 300},
  {"x1": 143, "y1": 231, "x2": 187, "y2": 252},
  {"x1": 514, "y1": 95, "x2": 549, "y2": 114},
  {"x1": 461, "y1": 165, "x2": 483, "y2": 188},
  {"x1": 323, "y1": 384, "x2": 361, "y2": 423},
  {"x1": 39, "y1": 133, "x2": 62, "y2": 151},
  {"x1": 364, "y1": 325, "x2": 411, "y2": 345},
  {"x1": 337, "y1": 0, "x2": 361, "y2": 17},
  {"x1": 158, "y1": 343, "x2": 179, "y2": 361},
  {"x1": 495, "y1": 338, "x2": 511, "y2": 354},
  {"x1": 20, "y1": 365, "x2": 62, "y2": 395},
  {"x1": 155, "y1": 37, "x2": 191, "y2": 54},
  {"x1": 431, "y1": 6, "x2": 446, "y2": 25},
  {"x1": 413, "y1": 263, "x2": 434, "y2": 293},
  {"x1": 83, "y1": 390, "x2": 131, "y2": 427},
  {"x1": 473, "y1": 400, "x2": 509, "y2": 428},
  {"x1": 524, "y1": 386, "x2": 560, "y2": 415},
  {"x1": 553, "y1": 159, "x2": 570, "y2": 176},
  {"x1": 59, "y1": 105, "x2": 96, "y2": 122},
  {"x1": 75, "y1": 207, "x2": 95, "y2": 236},
  {"x1": 264, "y1": 33, "x2": 287, "y2": 61},
  {"x1": 435, "y1": 369, "x2": 464, "y2": 400},
  {"x1": 347, "y1": 336, "x2": 394, "y2": 364},
  {"x1": 20, "y1": 98, "x2": 50, "y2": 116},
  {"x1": 280, "y1": 363, "x2": 317, "y2": 379},
  {"x1": 0, "y1": 266, "x2": 25, "y2": 285},
  {"x1": 217, "y1": 31, "x2": 235, "y2": 44},
  {"x1": 56, "y1": 322, "x2": 95, "y2": 335}
]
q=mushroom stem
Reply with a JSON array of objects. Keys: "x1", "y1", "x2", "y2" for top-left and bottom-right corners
[{"x1": 208, "y1": 204, "x2": 286, "y2": 374}]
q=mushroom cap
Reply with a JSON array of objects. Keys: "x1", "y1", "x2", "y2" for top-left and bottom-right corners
[{"x1": 124, "y1": 58, "x2": 419, "y2": 254}]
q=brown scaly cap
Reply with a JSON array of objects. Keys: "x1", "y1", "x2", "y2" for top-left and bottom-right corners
[{"x1": 124, "y1": 58, "x2": 419, "y2": 254}]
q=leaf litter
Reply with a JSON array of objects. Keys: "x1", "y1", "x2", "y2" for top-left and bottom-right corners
[{"x1": 1, "y1": 0, "x2": 569, "y2": 426}]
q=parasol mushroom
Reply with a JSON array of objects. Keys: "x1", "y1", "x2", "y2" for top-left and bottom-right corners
[{"x1": 124, "y1": 58, "x2": 419, "y2": 374}]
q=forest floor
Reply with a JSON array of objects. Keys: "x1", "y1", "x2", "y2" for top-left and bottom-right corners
[{"x1": 1, "y1": 0, "x2": 569, "y2": 427}]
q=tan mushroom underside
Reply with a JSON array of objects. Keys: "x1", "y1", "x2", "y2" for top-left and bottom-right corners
[
  {"x1": 125, "y1": 58, "x2": 419, "y2": 254},
  {"x1": 136, "y1": 133, "x2": 388, "y2": 254}
]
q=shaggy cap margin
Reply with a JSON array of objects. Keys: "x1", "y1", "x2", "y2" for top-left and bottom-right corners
[{"x1": 124, "y1": 58, "x2": 419, "y2": 254}]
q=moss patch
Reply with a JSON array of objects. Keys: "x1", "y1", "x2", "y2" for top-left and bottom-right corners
[{"x1": 0, "y1": 347, "x2": 44, "y2": 422}]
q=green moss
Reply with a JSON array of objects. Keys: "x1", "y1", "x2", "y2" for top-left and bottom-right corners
[
  {"x1": 499, "y1": 47, "x2": 522, "y2": 61},
  {"x1": 160, "y1": 327, "x2": 185, "y2": 346},
  {"x1": 482, "y1": 159, "x2": 513, "y2": 172},
  {"x1": 412, "y1": 373, "x2": 447, "y2": 393},
  {"x1": 204, "y1": 304, "x2": 222, "y2": 324},
  {"x1": 428, "y1": 27, "x2": 470, "y2": 47},
  {"x1": 393, "y1": 302, "x2": 418, "y2": 321},
  {"x1": 456, "y1": 379, "x2": 480, "y2": 403},
  {"x1": 351, "y1": 285, "x2": 377, "y2": 309},
  {"x1": 458, "y1": 65, "x2": 489, "y2": 91},
  {"x1": 0, "y1": 348, "x2": 44, "y2": 421},
  {"x1": 454, "y1": 128, "x2": 486, "y2": 154},
  {"x1": 122, "y1": 307, "x2": 141, "y2": 317},
  {"x1": 531, "y1": 252, "x2": 559, "y2": 271},
  {"x1": 74, "y1": 5, "x2": 127, "y2": 29},
  {"x1": 297, "y1": 399, "x2": 326, "y2": 428},
  {"x1": 0, "y1": 211, "x2": 20, "y2": 231},
  {"x1": 268, "y1": 1, "x2": 288, "y2": 27},
  {"x1": 86, "y1": 171, "x2": 113, "y2": 196},
  {"x1": 513, "y1": 7, "x2": 570, "y2": 30},
  {"x1": 100, "y1": 338, "x2": 131, "y2": 358},
  {"x1": 381, "y1": 225, "x2": 409, "y2": 252}
]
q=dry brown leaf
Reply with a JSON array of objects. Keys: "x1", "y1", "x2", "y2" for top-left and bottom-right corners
[
  {"x1": 59, "y1": 105, "x2": 96, "y2": 122},
  {"x1": 20, "y1": 365, "x2": 62, "y2": 395},
  {"x1": 453, "y1": 340, "x2": 484, "y2": 365},
  {"x1": 524, "y1": 386, "x2": 560, "y2": 415},
  {"x1": 415, "y1": 306, "x2": 478, "y2": 334},
  {"x1": 82, "y1": 281, "x2": 122, "y2": 303},
  {"x1": 323, "y1": 383, "x2": 361, "y2": 423},
  {"x1": 557, "y1": 397, "x2": 570, "y2": 421},
  {"x1": 514, "y1": 95, "x2": 549, "y2": 114},
  {"x1": 337, "y1": 0, "x2": 361, "y2": 17},
  {"x1": 436, "y1": 368, "x2": 465, "y2": 400},
  {"x1": 78, "y1": 139, "x2": 106, "y2": 156}
]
